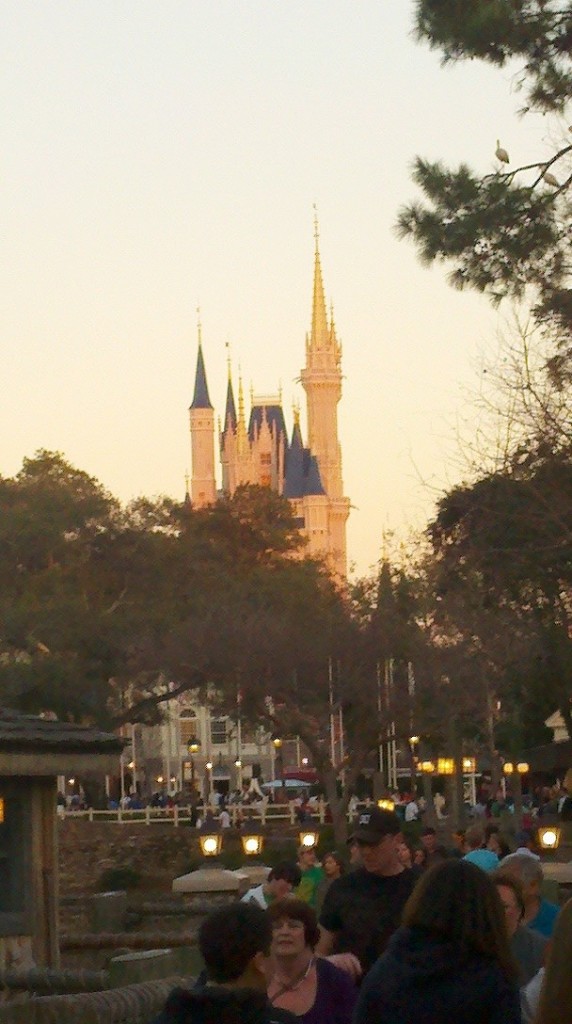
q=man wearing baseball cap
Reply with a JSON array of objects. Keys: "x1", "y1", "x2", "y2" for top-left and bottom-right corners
[{"x1": 316, "y1": 808, "x2": 417, "y2": 975}]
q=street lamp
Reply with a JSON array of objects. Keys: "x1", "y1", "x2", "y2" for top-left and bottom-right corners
[
  {"x1": 419, "y1": 761, "x2": 435, "y2": 774},
  {"x1": 437, "y1": 758, "x2": 455, "y2": 776}
]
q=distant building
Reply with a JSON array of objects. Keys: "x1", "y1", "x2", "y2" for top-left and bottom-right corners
[{"x1": 188, "y1": 217, "x2": 350, "y2": 578}]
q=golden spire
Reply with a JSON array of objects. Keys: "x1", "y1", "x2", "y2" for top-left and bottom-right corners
[{"x1": 310, "y1": 204, "x2": 329, "y2": 351}]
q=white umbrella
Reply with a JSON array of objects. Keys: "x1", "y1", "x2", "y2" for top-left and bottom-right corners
[{"x1": 262, "y1": 778, "x2": 312, "y2": 789}]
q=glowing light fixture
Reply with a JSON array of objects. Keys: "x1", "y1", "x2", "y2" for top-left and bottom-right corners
[
  {"x1": 537, "y1": 826, "x2": 561, "y2": 850},
  {"x1": 241, "y1": 833, "x2": 264, "y2": 856},
  {"x1": 437, "y1": 758, "x2": 455, "y2": 775},
  {"x1": 377, "y1": 799, "x2": 396, "y2": 812},
  {"x1": 299, "y1": 830, "x2": 319, "y2": 849},
  {"x1": 462, "y1": 757, "x2": 476, "y2": 774},
  {"x1": 503, "y1": 763, "x2": 514, "y2": 775},
  {"x1": 419, "y1": 761, "x2": 435, "y2": 774},
  {"x1": 516, "y1": 762, "x2": 530, "y2": 774},
  {"x1": 199, "y1": 833, "x2": 223, "y2": 857}
]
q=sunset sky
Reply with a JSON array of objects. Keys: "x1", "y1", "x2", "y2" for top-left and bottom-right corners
[{"x1": 2, "y1": 2, "x2": 556, "y2": 575}]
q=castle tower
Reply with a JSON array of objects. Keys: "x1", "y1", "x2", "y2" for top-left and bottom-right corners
[
  {"x1": 300, "y1": 214, "x2": 350, "y2": 575},
  {"x1": 189, "y1": 318, "x2": 216, "y2": 508}
]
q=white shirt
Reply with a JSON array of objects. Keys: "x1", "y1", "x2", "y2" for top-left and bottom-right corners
[{"x1": 404, "y1": 800, "x2": 419, "y2": 822}]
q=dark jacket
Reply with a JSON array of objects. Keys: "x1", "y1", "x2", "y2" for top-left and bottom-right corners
[
  {"x1": 152, "y1": 985, "x2": 296, "y2": 1024},
  {"x1": 353, "y1": 927, "x2": 521, "y2": 1024}
]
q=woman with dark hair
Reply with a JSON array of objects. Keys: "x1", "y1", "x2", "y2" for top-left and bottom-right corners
[
  {"x1": 267, "y1": 898, "x2": 357, "y2": 1024},
  {"x1": 354, "y1": 859, "x2": 521, "y2": 1024}
]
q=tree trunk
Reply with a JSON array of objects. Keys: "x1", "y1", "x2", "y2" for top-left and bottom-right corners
[{"x1": 322, "y1": 769, "x2": 349, "y2": 846}]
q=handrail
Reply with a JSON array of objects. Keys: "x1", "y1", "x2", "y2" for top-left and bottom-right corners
[{"x1": 60, "y1": 799, "x2": 332, "y2": 826}]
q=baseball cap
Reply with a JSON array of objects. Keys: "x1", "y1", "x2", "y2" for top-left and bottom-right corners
[{"x1": 350, "y1": 807, "x2": 401, "y2": 843}]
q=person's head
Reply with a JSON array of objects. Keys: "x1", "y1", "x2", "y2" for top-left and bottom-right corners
[
  {"x1": 402, "y1": 859, "x2": 517, "y2": 981},
  {"x1": 322, "y1": 850, "x2": 344, "y2": 879},
  {"x1": 413, "y1": 846, "x2": 428, "y2": 868},
  {"x1": 421, "y1": 826, "x2": 438, "y2": 853},
  {"x1": 347, "y1": 838, "x2": 362, "y2": 867},
  {"x1": 535, "y1": 897, "x2": 572, "y2": 1024},
  {"x1": 298, "y1": 844, "x2": 317, "y2": 869},
  {"x1": 497, "y1": 852, "x2": 544, "y2": 907},
  {"x1": 451, "y1": 829, "x2": 466, "y2": 854},
  {"x1": 349, "y1": 808, "x2": 402, "y2": 875},
  {"x1": 268, "y1": 897, "x2": 320, "y2": 958},
  {"x1": 199, "y1": 903, "x2": 272, "y2": 989},
  {"x1": 493, "y1": 871, "x2": 526, "y2": 938},
  {"x1": 465, "y1": 825, "x2": 485, "y2": 851},
  {"x1": 397, "y1": 840, "x2": 414, "y2": 869},
  {"x1": 266, "y1": 861, "x2": 302, "y2": 899}
]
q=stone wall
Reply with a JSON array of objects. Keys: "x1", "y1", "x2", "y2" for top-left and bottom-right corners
[{"x1": 58, "y1": 820, "x2": 198, "y2": 897}]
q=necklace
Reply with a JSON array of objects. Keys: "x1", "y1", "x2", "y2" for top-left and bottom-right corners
[{"x1": 270, "y1": 956, "x2": 315, "y2": 1002}]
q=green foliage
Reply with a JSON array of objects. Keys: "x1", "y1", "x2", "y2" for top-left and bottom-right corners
[
  {"x1": 97, "y1": 865, "x2": 141, "y2": 891},
  {"x1": 402, "y1": 1, "x2": 572, "y2": 342}
]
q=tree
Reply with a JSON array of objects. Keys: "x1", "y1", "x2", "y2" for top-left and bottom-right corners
[
  {"x1": 428, "y1": 456, "x2": 572, "y2": 743},
  {"x1": 398, "y1": 1, "x2": 572, "y2": 345}
]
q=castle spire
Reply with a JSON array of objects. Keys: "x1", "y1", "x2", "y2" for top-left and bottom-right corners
[
  {"x1": 189, "y1": 309, "x2": 216, "y2": 508},
  {"x1": 223, "y1": 343, "x2": 237, "y2": 431},
  {"x1": 310, "y1": 205, "x2": 329, "y2": 352},
  {"x1": 190, "y1": 309, "x2": 213, "y2": 409}
]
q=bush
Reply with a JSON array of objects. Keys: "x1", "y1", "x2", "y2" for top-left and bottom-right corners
[{"x1": 97, "y1": 866, "x2": 141, "y2": 891}]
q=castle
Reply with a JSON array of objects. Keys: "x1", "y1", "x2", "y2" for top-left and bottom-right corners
[{"x1": 189, "y1": 220, "x2": 350, "y2": 577}]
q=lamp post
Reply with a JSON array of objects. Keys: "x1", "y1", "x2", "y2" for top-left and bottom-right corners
[
  {"x1": 409, "y1": 736, "x2": 420, "y2": 794},
  {"x1": 503, "y1": 760, "x2": 528, "y2": 827},
  {"x1": 205, "y1": 761, "x2": 213, "y2": 806},
  {"x1": 271, "y1": 736, "x2": 283, "y2": 794},
  {"x1": 187, "y1": 739, "x2": 201, "y2": 792}
]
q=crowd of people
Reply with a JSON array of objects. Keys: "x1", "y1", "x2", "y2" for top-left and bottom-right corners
[{"x1": 151, "y1": 805, "x2": 571, "y2": 1023}]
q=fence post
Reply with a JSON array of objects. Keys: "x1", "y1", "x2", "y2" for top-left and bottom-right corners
[
  {"x1": 145, "y1": 806, "x2": 151, "y2": 825},
  {"x1": 88, "y1": 807, "x2": 94, "y2": 823},
  {"x1": 319, "y1": 799, "x2": 325, "y2": 824},
  {"x1": 118, "y1": 806, "x2": 122, "y2": 823},
  {"x1": 174, "y1": 804, "x2": 179, "y2": 828},
  {"x1": 289, "y1": 802, "x2": 296, "y2": 825}
]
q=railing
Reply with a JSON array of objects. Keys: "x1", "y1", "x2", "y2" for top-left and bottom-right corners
[{"x1": 61, "y1": 799, "x2": 331, "y2": 826}]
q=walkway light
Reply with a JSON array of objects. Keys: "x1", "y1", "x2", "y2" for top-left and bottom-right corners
[
  {"x1": 299, "y1": 830, "x2": 319, "y2": 849},
  {"x1": 419, "y1": 761, "x2": 435, "y2": 774},
  {"x1": 462, "y1": 758, "x2": 476, "y2": 773},
  {"x1": 516, "y1": 762, "x2": 529, "y2": 774},
  {"x1": 199, "y1": 833, "x2": 222, "y2": 857},
  {"x1": 241, "y1": 833, "x2": 264, "y2": 856},
  {"x1": 503, "y1": 762, "x2": 514, "y2": 775},
  {"x1": 537, "y1": 827, "x2": 560, "y2": 850},
  {"x1": 437, "y1": 758, "x2": 455, "y2": 775}
]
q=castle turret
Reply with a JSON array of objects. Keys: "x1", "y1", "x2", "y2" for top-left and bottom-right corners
[
  {"x1": 189, "y1": 317, "x2": 216, "y2": 508},
  {"x1": 300, "y1": 213, "x2": 349, "y2": 576},
  {"x1": 300, "y1": 213, "x2": 344, "y2": 500}
]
